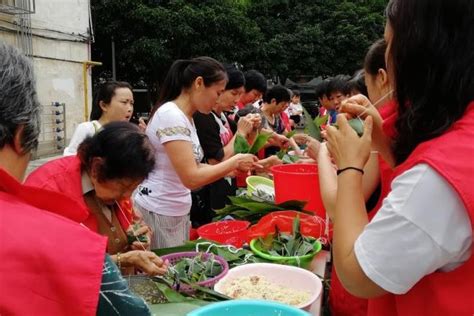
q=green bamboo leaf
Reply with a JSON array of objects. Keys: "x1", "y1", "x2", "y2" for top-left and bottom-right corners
[
  {"x1": 234, "y1": 134, "x2": 250, "y2": 153},
  {"x1": 348, "y1": 118, "x2": 364, "y2": 136},
  {"x1": 276, "y1": 149, "x2": 287, "y2": 159},
  {"x1": 282, "y1": 154, "x2": 300, "y2": 164},
  {"x1": 154, "y1": 282, "x2": 188, "y2": 303},
  {"x1": 314, "y1": 114, "x2": 328, "y2": 127},
  {"x1": 303, "y1": 108, "x2": 323, "y2": 141},
  {"x1": 284, "y1": 130, "x2": 296, "y2": 138},
  {"x1": 249, "y1": 132, "x2": 272, "y2": 154}
]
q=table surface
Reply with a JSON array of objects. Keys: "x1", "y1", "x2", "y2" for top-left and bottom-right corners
[{"x1": 310, "y1": 250, "x2": 330, "y2": 316}]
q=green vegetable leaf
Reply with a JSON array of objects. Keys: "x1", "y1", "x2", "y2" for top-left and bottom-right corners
[
  {"x1": 234, "y1": 134, "x2": 250, "y2": 153},
  {"x1": 249, "y1": 132, "x2": 272, "y2": 154}
]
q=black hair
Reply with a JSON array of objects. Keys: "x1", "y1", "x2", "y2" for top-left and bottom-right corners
[
  {"x1": 263, "y1": 85, "x2": 291, "y2": 104},
  {"x1": 152, "y1": 57, "x2": 226, "y2": 117},
  {"x1": 314, "y1": 80, "x2": 329, "y2": 100},
  {"x1": 90, "y1": 81, "x2": 133, "y2": 121},
  {"x1": 224, "y1": 64, "x2": 245, "y2": 90},
  {"x1": 326, "y1": 75, "x2": 351, "y2": 96},
  {"x1": 348, "y1": 69, "x2": 368, "y2": 97},
  {"x1": 386, "y1": 0, "x2": 474, "y2": 164},
  {"x1": 77, "y1": 121, "x2": 155, "y2": 182},
  {"x1": 244, "y1": 70, "x2": 267, "y2": 94},
  {"x1": 292, "y1": 90, "x2": 301, "y2": 97},
  {"x1": 364, "y1": 39, "x2": 387, "y2": 76}
]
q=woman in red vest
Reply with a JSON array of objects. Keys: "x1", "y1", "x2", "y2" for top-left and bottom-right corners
[
  {"x1": 325, "y1": 0, "x2": 474, "y2": 315},
  {"x1": 0, "y1": 42, "x2": 150, "y2": 315},
  {"x1": 27, "y1": 122, "x2": 168, "y2": 276},
  {"x1": 323, "y1": 38, "x2": 394, "y2": 316}
]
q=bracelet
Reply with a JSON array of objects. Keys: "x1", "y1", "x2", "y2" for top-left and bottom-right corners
[
  {"x1": 337, "y1": 166, "x2": 364, "y2": 176},
  {"x1": 116, "y1": 252, "x2": 122, "y2": 269}
]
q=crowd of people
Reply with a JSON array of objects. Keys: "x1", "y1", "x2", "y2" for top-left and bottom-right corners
[{"x1": 1, "y1": 0, "x2": 473, "y2": 315}]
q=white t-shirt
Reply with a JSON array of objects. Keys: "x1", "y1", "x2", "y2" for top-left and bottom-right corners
[
  {"x1": 134, "y1": 102, "x2": 204, "y2": 217},
  {"x1": 355, "y1": 164, "x2": 472, "y2": 295},
  {"x1": 289, "y1": 102, "x2": 303, "y2": 116},
  {"x1": 63, "y1": 121, "x2": 101, "y2": 156}
]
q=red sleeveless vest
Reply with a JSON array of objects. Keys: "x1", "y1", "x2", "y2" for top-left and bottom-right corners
[
  {"x1": 368, "y1": 102, "x2": 474, "y2": 316},
  {"x1": 0, "y1": 168, "x2": 107, "y2": 315}
]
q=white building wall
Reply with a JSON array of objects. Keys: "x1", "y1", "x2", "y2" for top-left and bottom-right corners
[{"x1": 0, "y1": 0, "x2": 95, "y2": 157}]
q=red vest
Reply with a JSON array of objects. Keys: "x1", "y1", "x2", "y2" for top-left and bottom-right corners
[
  {"x1": 0, "y1": 168, "x2": 106, "y2": 315},
  {"x1": 368, "y1": 102, "x2": 474, "y2": 316},
  {"x1": 25, "y1": 156, "x2": 133, "y2": 233}
]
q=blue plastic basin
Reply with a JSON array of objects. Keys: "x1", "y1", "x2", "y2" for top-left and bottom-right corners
[{"x1": 187, "y1": 299, "x2": 311, "y2": 316}]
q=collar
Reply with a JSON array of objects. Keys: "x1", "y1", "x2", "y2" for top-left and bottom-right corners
[
  {"x1": 0, "y1": 167, "x2": 88, "y2": 223},
  {"x1": 81, "y1": 171, "x2": 94, "y2": 195}
]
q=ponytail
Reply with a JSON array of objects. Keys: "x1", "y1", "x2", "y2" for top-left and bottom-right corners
[{"x1": 150, "y1": 56, "x2": 226, "y2": 118}]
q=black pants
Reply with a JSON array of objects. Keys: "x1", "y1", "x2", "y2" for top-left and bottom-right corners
[{"x1": 190, "y1": 178, "x2": 236, "y2": 228}]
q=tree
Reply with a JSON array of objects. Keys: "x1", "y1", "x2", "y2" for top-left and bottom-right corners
[
  {"x1": 91, "y1": 0, "x2": 387, "y2": 100},
  {"x1": 91, "y1": 0, "x2": 263, "y2": 101}
]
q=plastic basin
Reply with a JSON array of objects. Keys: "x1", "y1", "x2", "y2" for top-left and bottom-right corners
[
  {"x1": 249, "y1": 237, "x2": 321, "y2": 270},
  {"x1": 246, "y1": 175, "x2": 274, "y2": 197},
  {"x1": 197, "y1": 220, "x2": 250, "y2": 248},
  {"x1": 271, "y1": 164, "x2": 325, "y2": 219},
  {"x1": 187, "y1": 299, "x2": 311, "y2": 316},
  {"x1": 214, "y1": 263, "x2": 322, "y2": 311}
]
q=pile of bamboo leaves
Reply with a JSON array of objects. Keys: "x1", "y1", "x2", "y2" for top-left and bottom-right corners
[
  {"x1": 213, "y1": 195, "x2": 309, "y2": 224},
  {"x1": 258, "y1": 216, "x2": 317, "y2": 257}
]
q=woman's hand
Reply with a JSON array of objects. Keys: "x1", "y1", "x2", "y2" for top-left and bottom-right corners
[
  {"x1": 127, "y1": 224, "x2": 151, "y2": 250},
  {"x1": 292, "y1": 133, "x2": 310, "y2": 146},
  {"x1": 268, "y1": 133, "x2": 290, "y2": 149},
  {"x1": 325, "y1": 115, "x2": 373, "y2": 170},
  {"x1": 120, "y1": 250, "x2": 168, "y2": 276},
  {"x1": 305, "y1": 138, "x2": 321, "y2": 161},
  {"x1": 339, "y1": 94, "x2": 395, "y2": 167},
  {"x1": 237, "y1": 115, "x2": 254, "y2": 137},
  {"x1": 232, "y1": 153, "x2": 259, "y2": 172},
  {"x1": 138, "y1": 117, "x2": 148, "y2": 132},
  {"x1": 255, "y1": 155, "x2": 282, "y2": 172},
  {"x1": 248, "y1": 113, "x2": 262, "y2": 130}
]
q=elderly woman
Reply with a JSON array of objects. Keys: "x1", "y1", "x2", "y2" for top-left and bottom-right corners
[
  {"x1": 0, "y1": 41, "x2": 150, "y2": 315},
  {"x1": 27, "y1": 121, "x2": 167, "y2": 275}
]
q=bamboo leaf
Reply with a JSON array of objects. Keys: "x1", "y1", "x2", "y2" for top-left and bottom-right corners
[
  {"x1": 314, "y1": 114, "x2": 328, "y2": 127},
  {"x1": 284, "y1": 130, "x2": 297, "y2": 138},
  {"x1": 234, "y1": 134, "x2": 250, "y2": 153},
  {"x1": 348, "y1": 118, "x2": 364, "y2": 136},
  {"x1": 303, "y1": 108, "x2": 323, "y2": 141},
  {"x1": 249, "y1": 132, "x2": 272, "y2": 154},
  {"x1": 276, "y1": 149, "x2": 287, "y2": 159}
]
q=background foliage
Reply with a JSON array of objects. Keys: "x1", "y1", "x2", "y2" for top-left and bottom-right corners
[{"x1": 91, "y1": 0, "x2": 387, "y2": 103}]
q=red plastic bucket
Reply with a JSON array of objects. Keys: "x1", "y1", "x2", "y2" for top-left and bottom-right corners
[
  {"x1": 197, "y1": 220, "x2": 250, "y2": 248},
  {"x1": 271, "y1": 164, "x2": 325, "y2": 219}
]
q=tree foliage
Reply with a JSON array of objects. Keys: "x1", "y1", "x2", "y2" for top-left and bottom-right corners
[{"x1": 91, "y1": 0, "x2": 387, "y2": 99}]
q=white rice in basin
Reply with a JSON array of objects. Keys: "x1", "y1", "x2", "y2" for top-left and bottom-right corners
[{"x1": 222, "y1": 275, "x2": 310, "y2": 306}]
